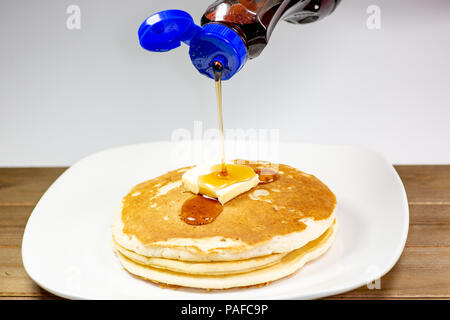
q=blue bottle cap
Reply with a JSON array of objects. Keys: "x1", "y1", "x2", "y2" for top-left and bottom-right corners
[{"x1": 138, "y1": 10, "x2": 247, "y2": 80}]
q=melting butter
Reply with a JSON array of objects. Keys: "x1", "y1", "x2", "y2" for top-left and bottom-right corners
[{"x1": 182, "y1": 163, "x2": 259, "y2": 204}]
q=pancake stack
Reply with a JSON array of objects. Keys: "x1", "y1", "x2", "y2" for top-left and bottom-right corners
[{"x1": 112, "y1": 163, "x2": 337, "y2": 289}]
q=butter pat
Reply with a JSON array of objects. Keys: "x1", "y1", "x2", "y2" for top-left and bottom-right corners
[{"x1": 182, "y1": 163, "x2": 259, "y2": 204}]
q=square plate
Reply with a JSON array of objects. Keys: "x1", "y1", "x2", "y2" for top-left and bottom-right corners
[{"x1": 22, "y1": 142, "x2": 409, "y2": 299}]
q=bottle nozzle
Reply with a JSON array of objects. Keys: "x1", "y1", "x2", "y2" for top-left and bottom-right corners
[
  {"x1": 212, "y1": 60, "x2": 223, "y2": 82},
  {"x1": 212, "y1": 60, "x2": 224, "y2": 72}
]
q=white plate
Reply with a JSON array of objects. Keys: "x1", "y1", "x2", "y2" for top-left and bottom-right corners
[{"x1": 22, "y1": 142, "x2": 409, "y2": 300}]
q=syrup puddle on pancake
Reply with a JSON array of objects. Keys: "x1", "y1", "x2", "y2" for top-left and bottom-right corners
[{"x1": 180, "y1": 195, "x2": 223, "y2": 226}]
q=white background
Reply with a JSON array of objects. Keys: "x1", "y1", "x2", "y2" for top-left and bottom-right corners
[{"x1": 1, "y1": 0, "x2": 449, "y2": 166}]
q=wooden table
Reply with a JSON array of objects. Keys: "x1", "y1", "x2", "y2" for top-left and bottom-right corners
[{"x1": 0, "y1": 166, "x2": 449, "y2": 299}]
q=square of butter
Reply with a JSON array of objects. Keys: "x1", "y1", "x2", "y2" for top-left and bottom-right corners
[{"x1": 182, "y1": 164, "x2": 259, "y2": 204}]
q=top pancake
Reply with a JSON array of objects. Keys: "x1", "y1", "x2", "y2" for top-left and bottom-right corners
[{"x1": 113, "y1": 163, "x2": 336, "y2": 261}]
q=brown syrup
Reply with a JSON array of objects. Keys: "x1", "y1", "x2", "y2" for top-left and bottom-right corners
[
  {"x1": 213, "y1": 61, "x2": 228, "y2": 176},
  {"x1": 253, "y1": 167, "x2": 279, "y2": 184},
  {"x1": 180, "y1": 195, "x2": 223, "y2": 225},
  {"x1": 234, "y1": 159, "x2": 280, "y2": 184}
]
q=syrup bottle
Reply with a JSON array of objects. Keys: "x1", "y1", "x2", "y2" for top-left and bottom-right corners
[
  {"x1": 138, "y1": 0, "x2": 340, "y2": 80},
  {"x1": 202, "y1": 0, "x2": 341, "y2": 59}
]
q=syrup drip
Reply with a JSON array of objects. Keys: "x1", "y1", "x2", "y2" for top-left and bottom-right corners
[{"x1": 180, "y1": 195, "x2": 223, "y2": 225}]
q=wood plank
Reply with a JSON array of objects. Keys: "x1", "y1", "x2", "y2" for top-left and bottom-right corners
[
  {"x1": 0, "y1": 165, "x2": 447, "y2": 205},
  {"x1": 2, "y1": 218, "x2": 448, "y2": 250},
  {"x1": 0, "y1": 227, "x2": 24, "y2": 247},
  {"x1": 0, "y1": 204, "x2": 448, "y2": 230},
  {"x1": 0, "y1": 168, "x2": 66, "y2": 205},
  {"x1": 0, "y1": 219, "x2": 439, "y2": 256},
  {"x1": 395, "y1": 165, "x2": 450, "y2": 203},
  {"x1": 0, "y1": 247, "x2": 57, "y2": 298},
  {"x1": 0, "y1": 204, "x2": 448, "y2": 248},
  {"x1": 409, "y1": 204, "x2": 450, "y2": 225},
  {"x1": 1, "y1": 247, "x2": 449, "y2": 299},
  {"x1": 0, "y1": 206, "x2": 34, "y2": 227},
  {"x1": 331, "y1": 247, "x2": 450, "y2": 299},
  {"x1": 2, "y1": 204, "x2": 444, "y2": 247},
  {"x1": 0, "y1": 247, "x2": 23, "y2": 265},
  {"x1": 0, "y1": 296, "x2": 60, "y2": 300},
  {"x1": 0, "y1": 206, "x2": 33, "y2": 247},
  {"x1": 406, "y1": 225, "x2": 450, "y2": 247},
  {"x1": 0, "y1": 165, "x2": 448, "y2": 206},
  {"x1": 0, "y1": 266, "x2": 54, "y2": 298}
]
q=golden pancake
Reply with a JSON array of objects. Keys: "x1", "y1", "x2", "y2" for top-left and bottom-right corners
[
  {"x1": 113, "y1": 220, "x2": 337, "y2": 289},
  {"x1": 112, "y1": 238, "x2": 288, "y2": 275},
  {"x1": 112, "y1": 163, "x2": 336, "y2": 261}
]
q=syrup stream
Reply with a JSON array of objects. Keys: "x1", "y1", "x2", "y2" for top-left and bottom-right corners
[{"x1": 213, "y1": 62, "x2": 227, "y2": 176}]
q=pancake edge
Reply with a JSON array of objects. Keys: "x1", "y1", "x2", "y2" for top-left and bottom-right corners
[
  {"x1": 112, "y1": 204, "x2": 336, "y2": 261},
  {"x1": 114, "y1": 220, "x2": 337, "y2": 289},
  {"x1": 112, "y1": 239, "x2": 288, "y2": 275}
]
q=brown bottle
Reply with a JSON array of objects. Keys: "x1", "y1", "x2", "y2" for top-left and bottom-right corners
[{"x1": 201, "y1": 0, "x2": 341, "y2": 59}]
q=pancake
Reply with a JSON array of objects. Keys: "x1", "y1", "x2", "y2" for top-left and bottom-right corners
[
  {"x1": 113, "y1": 220, "x2": 337, "y2": 289},
  {"x1": 112, "y1": 239, "x2": 288, "y2": 275},
  {"x1": 112, "y1": 163, "x2": 336, "y2": 262}
]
